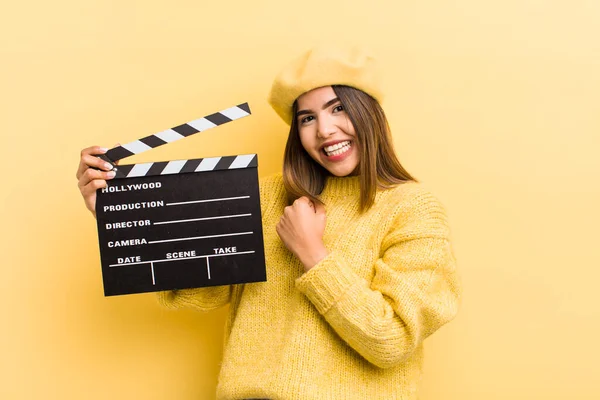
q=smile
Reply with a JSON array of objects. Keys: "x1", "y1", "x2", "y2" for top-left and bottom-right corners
[{"x1": 323, "y1": 141, "x2": 352, "y2": 157}]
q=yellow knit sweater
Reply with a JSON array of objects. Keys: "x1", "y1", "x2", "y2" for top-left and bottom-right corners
[{"x1": 157, "y1": 174, "x2": 461, "y2": 400}]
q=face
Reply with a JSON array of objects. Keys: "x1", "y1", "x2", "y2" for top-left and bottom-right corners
[{"x1": 295, "y1": 86, "x2": 360, "y2": 177}]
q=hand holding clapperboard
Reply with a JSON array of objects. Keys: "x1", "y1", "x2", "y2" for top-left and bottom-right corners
[{"x1": 94, "y1": 103, "x2": 266, "y2": 296}]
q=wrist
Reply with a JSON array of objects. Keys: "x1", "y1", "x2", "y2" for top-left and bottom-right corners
[{"x1": 298, "y1": 244, "x2": 329, "y2": 272}]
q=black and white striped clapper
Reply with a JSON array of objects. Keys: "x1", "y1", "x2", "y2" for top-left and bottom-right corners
[{"x1": 95, "y1": 103, "x2": 266, "y2": 296}]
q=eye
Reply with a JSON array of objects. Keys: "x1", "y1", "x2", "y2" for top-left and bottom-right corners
[
  {"x1": 300, "y1": 115, "x2": 314, "y2": 124},
  {"x1": 333, "y1": 104, "x2": 344, "y2": 113}
]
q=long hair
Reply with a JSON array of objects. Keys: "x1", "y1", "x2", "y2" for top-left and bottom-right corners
[{"x1": 282, "y1": 85, "x2": 417, "y2": 212}]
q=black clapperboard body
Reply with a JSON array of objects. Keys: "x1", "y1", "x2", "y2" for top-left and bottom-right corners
[{"x1": 95, "y1": 103, "x2": 266, "y2": 296}]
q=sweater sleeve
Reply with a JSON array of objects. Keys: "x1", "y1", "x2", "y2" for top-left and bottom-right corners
[
  {"x1": 295, "y1": 191, "x2": 461, "y2": 368},
  {"x1": 156, "y1": 286, "x2": 232, "y2": 311}
]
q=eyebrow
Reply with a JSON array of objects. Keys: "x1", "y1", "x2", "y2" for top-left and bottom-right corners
[{"x1": 296, "y1": 97, "x2": 341, "y2": 118}]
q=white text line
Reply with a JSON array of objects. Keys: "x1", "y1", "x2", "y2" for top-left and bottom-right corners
[
  {"x1": 148, "y1": 231, "x2": 253, "y2": 244},
  {"x1": 153, "y1": 213, "x2": 251, "y2": 225},
  {"x1": 166, "y1": 196, "x2": 250, "y2": 206}
]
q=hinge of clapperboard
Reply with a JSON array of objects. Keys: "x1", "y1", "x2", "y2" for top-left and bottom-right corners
[{"x1": 96, "y1": 102, "x2": 256, "y2": 176}]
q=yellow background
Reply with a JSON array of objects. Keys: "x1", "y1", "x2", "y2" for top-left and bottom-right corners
[{"x1": 2, "y1": 1, "x2": 599, "y2": 399}]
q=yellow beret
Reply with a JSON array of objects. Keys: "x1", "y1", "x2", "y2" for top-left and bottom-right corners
[{"x1": 268, "y1": 46, "x2": 383, "y2": 125}]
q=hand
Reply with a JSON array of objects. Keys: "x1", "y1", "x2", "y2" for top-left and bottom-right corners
[
  {"x1": 276, "y1": 196, "x2": 329, "y2": 272},
  {"x1": 76, "y1": 145, "x2": 119, "y2": 218}
]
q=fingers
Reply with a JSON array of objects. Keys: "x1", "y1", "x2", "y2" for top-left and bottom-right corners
[
  {"x1": 293, "y1": 196, "x2": 315, "y2": 210},
  {"x1": 292, "y1": 197, "x2": 326, "y2": 215},
  {"x1": 293, "y1": 196, "x2": 310, "y2": 205},
  {"x1": 313, "y1": 202, "x2": 326, "y2": 215},
  {"x1": 78, "y1": 167, "x2": 116, "y2": 188},
  {"x1": 80, "y1": 177, "x2": 108, "y2": 197},
  {"x1": 84, "y1": 153, "x2": 115, "y2": 172},
  {"x1": 80, "y1": 145, "x2": 108, "y2": 158},
  {"x1": 76, "y1": 144, "x2": 122, "y2": 180},
  {"x1": 76, "y1": 144, "x2": 123, "y2": 217},
  {"x1": 77, "y1": 146, "x2": 110, "y2": 178},
  {"x1": 77, "y1": 174, "x2": 106, "y2": 213}
]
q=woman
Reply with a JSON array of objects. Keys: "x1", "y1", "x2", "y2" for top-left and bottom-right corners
[{"x1": 76, "y1": 46, "x2": 461, "y2": 399}]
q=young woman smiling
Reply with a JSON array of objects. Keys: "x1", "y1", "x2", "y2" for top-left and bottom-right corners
[{"x1": 76, "y1": 46, "x2": 461, "y2": 400}]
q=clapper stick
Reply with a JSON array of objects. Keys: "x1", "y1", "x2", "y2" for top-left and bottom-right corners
[
  {"x1": 110, "y1": 154, "x2": 258, "y2": 179},
  {"x1": 98, "y1": 102, "x2": 251, "y2": 166}
]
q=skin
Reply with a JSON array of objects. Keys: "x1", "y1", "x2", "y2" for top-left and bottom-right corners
[
  {"x1": 76, "y1": 86, "x2": 359, "y2": 272},
  {"x1": 76, "y1": 145, "x2": 120, "y2": 218},
  {"x1": 275, "y1": 86, "x2": 359, "y2": 272},
  {"x1": 295, "y1": 86, "x2": 359, "y2": 177}
]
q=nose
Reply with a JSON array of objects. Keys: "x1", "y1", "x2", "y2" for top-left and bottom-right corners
[{"x1": 317, "y1": 114, "x2": 337, "y2": 139}]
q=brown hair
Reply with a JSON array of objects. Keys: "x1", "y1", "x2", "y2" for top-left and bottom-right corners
[{"x1": 282, "y1": 85, "x2": 417, "y2": 212}]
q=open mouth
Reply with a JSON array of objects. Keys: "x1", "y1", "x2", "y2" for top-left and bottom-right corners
[{"x1": 322, "y1": 140, "x2": 352, "y2": 157}]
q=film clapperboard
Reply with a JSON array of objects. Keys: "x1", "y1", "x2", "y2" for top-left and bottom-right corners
[{"x1": 95, "y1": 103, "x2": 266, "y2": 296}]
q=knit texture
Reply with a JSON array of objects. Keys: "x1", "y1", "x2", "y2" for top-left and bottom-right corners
[{"x1": 157, "y1": 174, "x2": 461, "y2": 400}]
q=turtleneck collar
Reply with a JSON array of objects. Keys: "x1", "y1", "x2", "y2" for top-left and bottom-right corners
[{"x1": 321, "y1": 175, "x2": 361, "y2": 198}]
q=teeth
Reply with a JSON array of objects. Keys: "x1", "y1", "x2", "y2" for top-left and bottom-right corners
[
  {"x1": 324, "y1": 141, "x2": 349, "y2": 153},
  {"x1": 324, "y1": 141, "x2": 351, "y2": 156}
]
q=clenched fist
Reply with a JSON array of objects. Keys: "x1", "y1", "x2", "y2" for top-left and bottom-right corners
[{"x1": 276, "y1": 196, "x2": 329, "y2": 272}]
